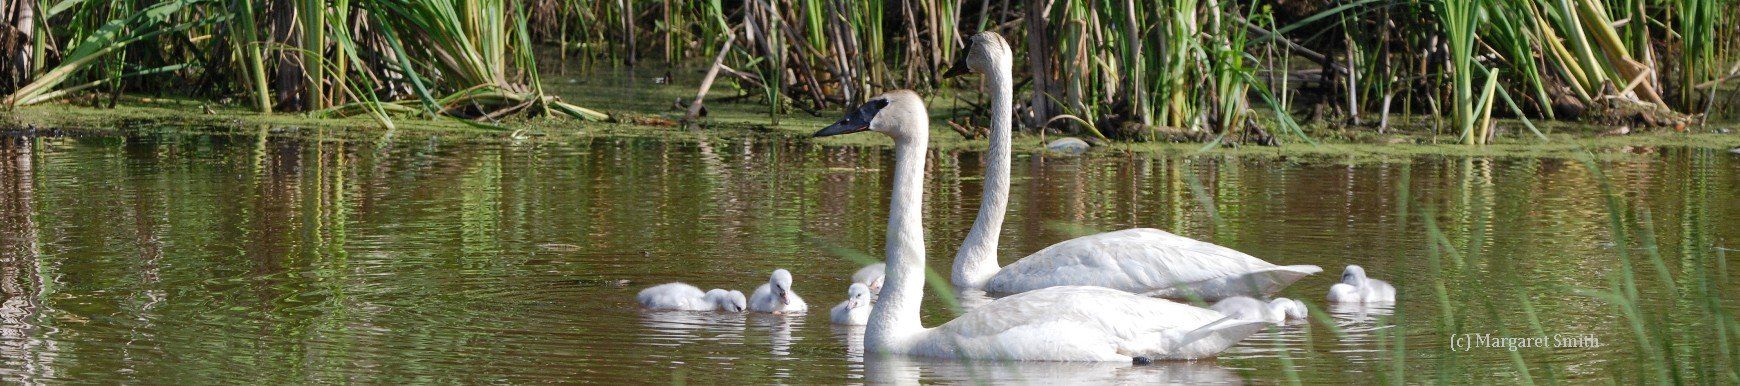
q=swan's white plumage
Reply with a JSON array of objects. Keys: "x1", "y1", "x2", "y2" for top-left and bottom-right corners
[
  {"x1": 941, "y1": 31, "x2": 1319, "y2": 300},
  {"x1": 983, "y1": 228, "x2": 1322, "y2": 299},
  {"x1": 816, "y1": 88, "x2": 1263, "y2": 363},
  {"x1": 831, "y1": 283, "x2": 873, "y2": 325},
  {"x1": 636, "y1": 283, "x2": 746, "y2": 312},
  {"x1": 1326, "y1": 265, "x2": 1396, "y2": 303},
  {"x1": 904, "y1": 286, "x2": 1268, "y2": 361},
  {"x1": 749, "y1": 269, "x2": 808, "y2": 313}
]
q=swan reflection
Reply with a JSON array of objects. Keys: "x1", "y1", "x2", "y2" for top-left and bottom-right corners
[
  {"x1": 637, "y1": 310, "x2": 746, "y2": 347},
  {"x1": 863, "y1": 355, "x2": 1244, "y2": 385}
]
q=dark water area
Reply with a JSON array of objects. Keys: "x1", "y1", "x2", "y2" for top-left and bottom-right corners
[{"x1": 0, "y1": 132, "x2": 1736, "y2": 383}]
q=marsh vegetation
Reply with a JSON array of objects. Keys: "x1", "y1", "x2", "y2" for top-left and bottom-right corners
[{"x1": 1, "y1": 0, "x2": 1737, "y2": 143}]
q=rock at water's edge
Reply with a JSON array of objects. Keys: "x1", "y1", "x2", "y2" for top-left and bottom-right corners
[{"x1": 1046, "y1": 137, "x2": 1091, "y2": 155}]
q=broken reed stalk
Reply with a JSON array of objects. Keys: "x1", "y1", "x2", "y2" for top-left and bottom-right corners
[{"x1": 686, "y1": 33, "x2": 735, "y2": 124}]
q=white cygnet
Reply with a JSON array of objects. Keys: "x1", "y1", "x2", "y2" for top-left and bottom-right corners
[
  {"x1": 852, "y1": 263, "x2": 886, "y2": 294},
  {"x1": 1210, "y1": 296, "x2": 1284, "y2": 324},
  {"x1": 637, "y1": 283, "x2": 747, "y2": 312},
  {"x1": 1326, "y1": 265, "x2": 1396, "y2": 303},
  {"x1": 750, "y1": 269, "x2": 809, "y2": 314},
  {"x1": 830, "y1": 283, "x2": 873, "y2": 325},
  {"x1": 1269, "y1": 297, "x2": 1308, "y2": 321}
]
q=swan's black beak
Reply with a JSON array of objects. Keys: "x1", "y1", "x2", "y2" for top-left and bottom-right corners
[
  {"x1": 812, "y1": 119, "x2": 870, "y2": 138},
  {"x1": 943, "y1": 56, "x2": 971, "y2": 79},
  {"x1": 813, "y1": 99, "x2": 888, "y2": 137},
  {"x1": 943, "y1": 41, "x2": 977, "y2": 79}
]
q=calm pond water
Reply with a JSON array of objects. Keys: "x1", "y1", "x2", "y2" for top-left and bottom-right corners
[{"x1": 0, "y1": 132, "x2": 1736, "y2": 384}]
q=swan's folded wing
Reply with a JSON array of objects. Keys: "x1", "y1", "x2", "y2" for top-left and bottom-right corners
[{"x1": 986, "y1": 228, "x2": 1279, "y2": 294}]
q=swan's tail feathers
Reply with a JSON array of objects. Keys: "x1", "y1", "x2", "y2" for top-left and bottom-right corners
[
  {"x1": 1158, "y1": 316, "x2": 1268, "y2": 360},
  {"x1": 1277, "y1": 265, "x2": 1324, "y2": 275},
  {"x1": 1241, "y1": 265, "x2": 1322, "y2": 296}
]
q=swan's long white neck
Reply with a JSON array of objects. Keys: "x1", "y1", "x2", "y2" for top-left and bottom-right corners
[
  {"x1": 866, "y1": 114, "x2": 931, "y2": 354},
  {"x1": 952, "y1": 49, "x2": 1014, "y2": 289}
]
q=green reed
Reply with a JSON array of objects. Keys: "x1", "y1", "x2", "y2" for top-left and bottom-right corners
[
  {"x1": 3, "y1": 0, "x2": 1736, "y2": 137},
  {"x1": 2, "y1": 0, "x2": 604, "y2": 128}
]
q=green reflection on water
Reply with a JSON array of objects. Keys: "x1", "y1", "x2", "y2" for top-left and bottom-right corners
[{"x1": 0, "y1": 133, "x2": 1736, "y2": 383}]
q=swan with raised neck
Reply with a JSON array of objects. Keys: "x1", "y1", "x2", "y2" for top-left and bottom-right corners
[
  {"x1": 813, "y1": 90, "x2": 1266, "y2": 361},
  {"x1": 943, "y1": 31, "x2": 1320, "y2": 300}
]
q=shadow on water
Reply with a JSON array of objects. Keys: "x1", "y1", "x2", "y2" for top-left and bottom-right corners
[{"x1": 0, "y1": 130, "x2": 1735, "y2": 383}]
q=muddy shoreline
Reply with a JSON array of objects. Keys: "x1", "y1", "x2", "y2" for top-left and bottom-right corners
[{"x1": 5, "y1": 99, "x2": 1738, "y2": 164}]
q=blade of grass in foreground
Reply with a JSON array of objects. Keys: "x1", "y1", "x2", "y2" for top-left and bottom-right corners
[{"x1": 803, "y1": 232, "x2": 961, "y2": 317}]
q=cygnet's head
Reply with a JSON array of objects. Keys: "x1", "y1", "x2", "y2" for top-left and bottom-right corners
[
  {"x1": 944, "y1": 31, "x2": 1012, "y2": 79},
  {"x1": 706, "y1": 289, "x2": 746, "y2": 312},
  {"x1": 1341, "y1": 265, "x2": 1368, "y2": 285},
  {"x1": 812, "y1": 91, "x2": 928, "y2": 141},
  {"x1": 770, "y1": 269, "x2": 796, "y2": 304},
  {"x1": 845, "y1": 283, "x2": 872, "y2": 309},
  {"x1": 727, "y1": 290, "x2": 747, "y2": 312},
  {"x1": 866, "y1": 275, "x2": 884, "y2": 295},
  {"x1": 1270, "y1": 298, "x2": 1308, "y2": 320}
]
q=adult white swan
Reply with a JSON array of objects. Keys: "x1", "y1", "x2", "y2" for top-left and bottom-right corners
[
  {"x1": 942, "y1": 31, "x2": 1320, "y2": 300},
  {"x1": 749, "y1": 269, "x2": 809, "y2": 313},
  {"x1": 636, "y1": 283, "x2": 747, "y2": 312},
  {"x1": 812, "y1": 90, "x2": 1265, "y2": 361}
]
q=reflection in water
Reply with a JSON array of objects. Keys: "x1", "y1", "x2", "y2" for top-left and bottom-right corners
[
  {"x1": 1, "y1": 137, "x2": 55, "y2": 383},
  {"x1": 0, "y1": 132, "x2": 1734, "y2": 383},
  {"x1": 832, "y1": 324, "x2": 866, "y2": 365},
  {"x1": 864, "y1": 355, "x2": 1244, "y2": 385},
  {"x1": 747, "y1": 313, "x2": 805, "y2": 381},
  {"x1": 638, "y1": 310, "x2": 747, "y2": 347},
  {"x1": 1222, "y1": 323, "x2": 1314, "y2": 359},
  {"x1": 1327, "y1": 302, "x2": 1398, "y2": 323},
  {"x1": 1325, "y1": 303, "x2": 1398, "y2": 360},
  {"x1": 747, "y1": 313, "x2": 803, "y2": 358}
]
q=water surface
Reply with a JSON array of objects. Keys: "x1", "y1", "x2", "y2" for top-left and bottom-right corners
[{"x1": 1, "y1": 132, "x2": 1736, "y2": 383}]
